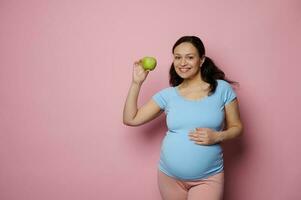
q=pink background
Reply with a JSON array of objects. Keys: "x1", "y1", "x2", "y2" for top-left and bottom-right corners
[{"x1": 1, "y1": 0, "x2": 300, "y2": 199}]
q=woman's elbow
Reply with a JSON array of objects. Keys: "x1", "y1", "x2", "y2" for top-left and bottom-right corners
[
  {"x1": 123, "y1": 119, "x2": 139, "y2": 127},
  {"x1": 237, "y1": 124, "x2": 244, "y2": 137},
  {"x1": 123, "y1": 119, "x2": 133, "y2": 126}
]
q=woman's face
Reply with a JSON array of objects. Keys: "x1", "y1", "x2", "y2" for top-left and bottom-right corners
[{"x1": 173, "y1": 42, "x2": 204, "y2": 79}]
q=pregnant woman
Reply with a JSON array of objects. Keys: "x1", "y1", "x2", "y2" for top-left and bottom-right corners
[{"x1": 123, "y1": 35, "x2": 243, "y2": 200}]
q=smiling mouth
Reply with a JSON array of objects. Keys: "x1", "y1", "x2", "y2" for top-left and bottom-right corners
[{"x1": 179, "y1": 68, "x2": 191, "y2": 73}]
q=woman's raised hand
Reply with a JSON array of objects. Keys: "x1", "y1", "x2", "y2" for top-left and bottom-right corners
[{"x1": 132, "y1": 60, "x2": 150, "y2": 85}]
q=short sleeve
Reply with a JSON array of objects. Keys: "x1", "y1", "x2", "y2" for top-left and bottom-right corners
[
  {"x1": 152, "y1": 89, "x2": 168, "y2": 110},
  {"x1": 223, "y1": 82, "x2": 237, "y2": 105}
]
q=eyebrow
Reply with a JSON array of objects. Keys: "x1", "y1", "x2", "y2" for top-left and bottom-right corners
[{"x1": 174, "y1": 53, "x2": 195, "y2": 56}]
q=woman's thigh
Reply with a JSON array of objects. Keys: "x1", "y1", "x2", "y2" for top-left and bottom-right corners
[
  {"x1": 157, "y1": 170, "x2": 224, "y2": 200},
  {"x1": 157, "y1": 170, "x2": 188, "y2": 200},
  {"x1": 187, "y1": 172, "x2": 224, "y2": 200}
]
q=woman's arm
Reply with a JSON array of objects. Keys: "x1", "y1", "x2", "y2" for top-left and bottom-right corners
[
  {"x1": 216, "y1": 99, "x2": 243, "y2": 142},
  {"x1": 123, "y1": 61, "x2": 163, "y2": 126},
  {"x1": 123, "y1": 82, "x2": 163, "y2": 126}
]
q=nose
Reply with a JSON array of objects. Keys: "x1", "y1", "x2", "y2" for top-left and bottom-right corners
[{"x1": 180, "y1": 58, "x2": 187, "y2": 66}]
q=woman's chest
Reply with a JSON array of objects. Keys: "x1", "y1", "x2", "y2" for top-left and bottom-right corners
[{"x1": 165, "y1": 98, "x2": 225, "y2": 131}]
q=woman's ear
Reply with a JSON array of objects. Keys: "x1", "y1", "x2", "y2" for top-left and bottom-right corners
[
  {"x1": 200, "y1": 55, "x2": 206, "y2": 65},
  {"x1": 202, "y1": 55, "x2": 206, "y2": 63}
]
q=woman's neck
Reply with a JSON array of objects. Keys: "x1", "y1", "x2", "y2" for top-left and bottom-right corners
[{"x1": 180, "y1": 72, "x2": 208, "y2": 89}]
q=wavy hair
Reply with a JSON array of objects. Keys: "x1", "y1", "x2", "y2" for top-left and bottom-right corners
[{"x1": 169, "y1": 36, "x2": 238, "y2": 95}]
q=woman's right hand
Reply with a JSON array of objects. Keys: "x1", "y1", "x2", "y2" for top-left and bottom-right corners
[{"x1": 132, "y1": 60, "x2": 149, "y2": 85}]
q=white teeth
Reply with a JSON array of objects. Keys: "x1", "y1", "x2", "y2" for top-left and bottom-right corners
[{"x1": 179, "y1": 68, "x2": 190, "y2": 73}]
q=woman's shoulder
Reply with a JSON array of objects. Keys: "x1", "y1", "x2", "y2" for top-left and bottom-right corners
[
  {"x1": 152, "y1": 86, "x2": 175, "y2": 104},
  {"x1": 155, "y1": 86, "x2": 175, "y2": 95},
  {"x1": 216, "y1": 79, "x2": 237, "y2": 103},
  {"x1": 217, "y1": 79, "x2": 230, "y2": 85},
  {"x1": 215, "y1": 79, "x2": 236, "y2": 94},
  {"x1": 216, "y1": 79, "x2": 233, "y2": 88}
]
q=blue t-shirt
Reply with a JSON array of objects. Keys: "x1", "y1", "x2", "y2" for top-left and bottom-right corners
[{"x1": 152, "y1": 79, "x2": 237, "y2": 181}]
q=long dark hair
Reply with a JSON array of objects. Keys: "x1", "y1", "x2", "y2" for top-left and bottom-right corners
[{"x1": 169, "y1": 36, "x2": 238, "y2": 95}]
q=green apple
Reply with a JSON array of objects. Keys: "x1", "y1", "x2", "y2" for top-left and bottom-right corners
[{"x1": 140, "y1": 56, "x2": 157, "y2": 71}]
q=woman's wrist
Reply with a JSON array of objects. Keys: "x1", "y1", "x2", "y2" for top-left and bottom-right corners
[
  {"x1": 131, "y1": 81, "x2": 143, "y2": 87},
  {"x1": 215, "y1": 126, "x2": 243, "y2": 143},
  {"x1": 215, "y1": 131, "x2": 225, "y2": 143}
]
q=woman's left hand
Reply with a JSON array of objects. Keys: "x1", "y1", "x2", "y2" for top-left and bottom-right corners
[{"x1": 188, "y1": 128, "x2": 218, "y2": 145}]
